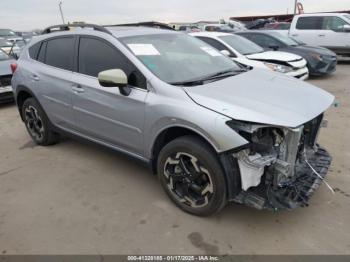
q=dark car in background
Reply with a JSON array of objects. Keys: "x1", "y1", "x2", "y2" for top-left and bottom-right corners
[{"x1": 237, "y1": 31, "x2": 337, "y2": 76}]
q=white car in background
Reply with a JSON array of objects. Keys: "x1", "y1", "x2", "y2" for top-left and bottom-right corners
[
  {"x1": 289, "y1": 13, "x2": 350, "y2": 57},
  {"x1": 190, "y1": 32, "x2": 309, "y2": 80}
]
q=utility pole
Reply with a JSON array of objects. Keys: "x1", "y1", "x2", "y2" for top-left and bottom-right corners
[
  {"x1": 294, "y1": 0, "x2": 298, "y2": 14},
  {"x1": 59, "y1": 1, "x2": 66, "y2": 24}
]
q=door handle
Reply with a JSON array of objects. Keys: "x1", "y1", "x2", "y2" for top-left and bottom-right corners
[
  {"x1": 31, "y1": 74, "x2": 40, "y2": 81},
  {"x1": 318, "y1": 34, "x2": 325, "y2": 37},
  {"x1": 71, "y1": 84, "x2": 85, "y2": 93},
  {"x1": 291, "y1": 34, "x2": 298, "y2": 37}
]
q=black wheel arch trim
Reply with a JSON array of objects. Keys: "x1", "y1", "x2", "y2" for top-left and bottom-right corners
[{"x1": 15, "y1": 85, "x2": 43, "y2": 121}]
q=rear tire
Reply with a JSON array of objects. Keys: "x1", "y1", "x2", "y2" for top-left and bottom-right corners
[
  {"x1": 157, "y1": 136, "x2": 227, "y2": 216},
  {"x1": 22, "y1": 97, "x2": 60, "y2": 146}
]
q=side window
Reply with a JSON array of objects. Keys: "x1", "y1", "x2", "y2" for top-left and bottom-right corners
[
  {"x1": 249, "y1": 34, "x2": 279, "y2": 48},
  {"x1": 78, "y1": 37, "x2": 146, "y2": 89},
  {"x1": 322, "y1": 16, "x2": 349, "y2": 31},
  {"x1": 28, "y1": 42, "x2": 41, "y2": 60},
  {"x1": 45, "y1": 37, "x2": 75, "y2": 71},
  {"x1": 37, "y1": 41, "x2": 47, "y2": 63},
  {"x1": 296, "y1": 17, "x2": 323, "y2": 30},
  {"x1": 196, "y1": 37, "x2": 235, "y2": 57}
]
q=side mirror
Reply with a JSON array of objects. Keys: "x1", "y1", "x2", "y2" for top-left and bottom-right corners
[
  {"x1": 269, "y1": 45, "x2": 279, "y2": 51},
  {"x1": 98, "y1": 69, "x2": 131, "y2": 96},
  {"x1": 343, "y1": 24, "x2": 350, "y2": 32},
  {"x1": 220, "y1": 50, "x2": 231, "y2": 57}
]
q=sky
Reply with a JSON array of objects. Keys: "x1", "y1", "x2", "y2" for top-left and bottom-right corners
[{"x1": 0, "y1": 0, "x2": 349, "y2": 30}]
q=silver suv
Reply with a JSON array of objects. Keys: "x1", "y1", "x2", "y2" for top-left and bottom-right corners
[{"x1": 12, "y1": 24, "x2": 334, "y2": 216}]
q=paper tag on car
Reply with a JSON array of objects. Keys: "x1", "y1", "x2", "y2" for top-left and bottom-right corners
[
  {"x1": 127, "y1": 44, "x2": 160, "y2": 56},
  {"x1": 200, "y1": 46, "x2": 222, "y2": 57}
]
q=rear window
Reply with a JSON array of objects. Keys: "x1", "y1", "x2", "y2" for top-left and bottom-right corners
[
  {"x1": 45, "y1": 37, "x2": 75, "y2": 71},
  {"x1": 296, "y1": 17, "x2": 323, "y2": 30}
]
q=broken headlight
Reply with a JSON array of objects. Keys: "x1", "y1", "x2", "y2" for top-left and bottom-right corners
[{"x1": 264, "y1": 62, "x2": 294, "y2": 73}]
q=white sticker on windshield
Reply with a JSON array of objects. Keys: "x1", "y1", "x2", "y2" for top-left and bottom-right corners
[
  {"x1": 127, "y1": 44, "x2": 160, "y2": 56},
  {"x1": 200, "y1": 46, "x2": 222, "y2": 57}
]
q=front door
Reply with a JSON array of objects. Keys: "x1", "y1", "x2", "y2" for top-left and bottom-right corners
[{"x1": 71, "y1": 36, "x2": 148, "y2": 155}]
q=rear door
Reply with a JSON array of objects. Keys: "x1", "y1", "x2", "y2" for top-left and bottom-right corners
[
  {"x1": 290, "y1": 16, "x2": 322, "y2": 45},
  {"x1": 34, "y1": 36, "x2": 76, "y2": 129},
  {"x1": 71, "y1": 36, "x2": 148, "y2": 155}
]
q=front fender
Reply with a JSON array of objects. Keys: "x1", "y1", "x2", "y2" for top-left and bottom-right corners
[{"x1": 144, "y1": 103, "x2": 249, "y2": 159}]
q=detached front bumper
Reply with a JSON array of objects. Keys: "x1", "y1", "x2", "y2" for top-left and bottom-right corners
[{"x1": 232, "y1": 146, "x2": 332, "y2": 211}]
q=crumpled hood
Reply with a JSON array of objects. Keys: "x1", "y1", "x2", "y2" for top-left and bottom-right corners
[
  {"x1": 0, "y1": 59, "x2": 13, "y2": 76},
  {"x1": 246, "y1": 51, "x2": 302, "y2": 62},
  {"x1": 184, "y1": 68, "x2": 334, "y2": 128}
]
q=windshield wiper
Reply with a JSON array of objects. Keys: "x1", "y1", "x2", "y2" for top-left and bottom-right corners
[
  {"x1": 170, "y1": 79, "x2": 205, "y2": 87},
  {"x1": 170, "y1": 69, "x2": 246, "y2": 87},
  {"x1": 203, "y1": 69, "x2": 246, "y2": 81}
]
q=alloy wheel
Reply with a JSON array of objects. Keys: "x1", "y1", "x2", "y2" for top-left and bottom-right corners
[
  {"x1": 163, "y1": 152, "x2": 214, "y2": 208},
  {"x1": 24, "y1": 105, "x2": 45, "y2": 141}
]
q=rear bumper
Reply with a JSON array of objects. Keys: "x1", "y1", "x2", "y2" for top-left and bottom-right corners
[
  {"x1": 232, "y1": 146, "x2": 332, "y2": 210},
  {"x1": 0, "y1": 85, "x2": 14, "y2": 103}
]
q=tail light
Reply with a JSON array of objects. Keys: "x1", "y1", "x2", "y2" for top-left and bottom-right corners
[{"x1": 10, "y1": 63, "x2": 18, "y2": 74}]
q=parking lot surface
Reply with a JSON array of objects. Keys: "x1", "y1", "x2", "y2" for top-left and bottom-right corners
[{"x1": 0, "y1": 64, "x2": 350, "y2": 255}]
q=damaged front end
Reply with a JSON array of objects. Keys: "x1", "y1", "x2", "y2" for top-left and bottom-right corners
[{"x1": 226, "y1": 114, "x2": 332, "y2": 210}]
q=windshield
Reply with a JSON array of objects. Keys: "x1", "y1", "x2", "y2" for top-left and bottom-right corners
[
  {"x1": 344, "y1": 15, "x2": 350, "y2": 21},
  {"x1": 0, "y1": 49, "x2": 10, "y2": 60},
  {"x1": 268, "y1": 32, "x2": 299, "y2": 46},
  {"x1": 120, "y1": 33, "x2": 241, "y2": 84},
  {"x1": 219, "y1": 34, "x2": 264, "y2": 55},
  {"x1": 0, "y1": 29, "x2": 16, "y2": 37}
]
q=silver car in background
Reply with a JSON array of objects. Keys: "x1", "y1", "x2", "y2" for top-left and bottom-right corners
[{"x1": 11, "y1": 24, "x2": 334, "y2": 216}]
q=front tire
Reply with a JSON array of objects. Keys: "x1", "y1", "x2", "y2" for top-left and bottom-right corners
[
  {"x1": 157, "y1": 136, "x2": 227, "y2": 216},
  {"x1": 22, "y1": 98, "x2": 60, "y2": 146}
]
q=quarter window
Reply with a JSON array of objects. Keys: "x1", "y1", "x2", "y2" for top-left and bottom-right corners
[
  {"x1": 37, "y1": 41, "x2": 47, "y2": 63},
  {"x1": 296, "y1": 17, "x2": 323, "y2": 30},
  {"x1": 28, "y1": 42, "x2": 41, "y2": 60},
  {"x1": 45, "y1": 37, "x2": 75, "y2": 71},
  {"x1": 78, "y1": 37, "x2": 146, "y2": 89}
]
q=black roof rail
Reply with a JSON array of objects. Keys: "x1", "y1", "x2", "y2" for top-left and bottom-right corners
[
  {"x1": 41, "y1": 23, "x2": 112, "y2": 35},
  {"x1": 106, "y1": 21, "x2": 175, "y2": 31}
]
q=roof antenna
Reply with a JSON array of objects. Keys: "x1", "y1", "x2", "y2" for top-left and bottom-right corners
[{"x1": 59, "y1": 1, "x2": 66, "y2": 24}]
